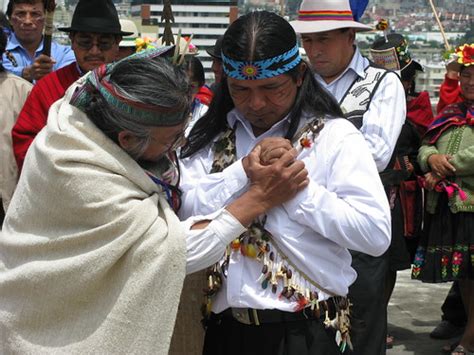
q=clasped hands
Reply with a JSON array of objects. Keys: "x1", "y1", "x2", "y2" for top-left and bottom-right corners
[
  {"x1": 242, "y1": 137, "x2": 309, "y2": 209},
  {"x1": 424, "y1": 154, "x2": 456, "y2": 190}
]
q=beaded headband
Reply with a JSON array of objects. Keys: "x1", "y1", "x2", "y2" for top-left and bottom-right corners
[
  {"x1": 71, "y1": 47, "x2": 189, "y2": 126},
  {"x1": 221, "y1": 44, "x2": 302, "y2": 80}
]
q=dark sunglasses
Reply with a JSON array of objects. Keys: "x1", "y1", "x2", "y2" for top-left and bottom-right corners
[{"x1": 74, "y1": 36, "x2": 116, "y2": 51}]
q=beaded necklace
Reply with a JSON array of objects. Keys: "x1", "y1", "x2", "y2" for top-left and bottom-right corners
[
  {"x1": 204, "y1": 116, "x2": 331, "y2": 307},
  {"x1": 203, "y1": 116, "x2": 353, "y2": 351}
]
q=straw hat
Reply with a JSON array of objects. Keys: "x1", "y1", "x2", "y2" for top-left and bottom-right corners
[
  {"x1": 290, "y1": 0, "x2": 372, "y2": 34},
  {"x1": 119, "y1": 19, "x2": 139, "y2": 48},
  {"x1": 156, "y1": 35, "x2": 198, "y2": 55}
]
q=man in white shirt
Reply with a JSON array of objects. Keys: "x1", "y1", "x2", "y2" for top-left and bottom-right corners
[
  {"x1": 180, "y1": 11, "x2": 391, "y2": 355},
  {"x1": 0, "y1": 48, "x2": 309, "y2": 353},
  {"x1": 290, "y1": 0, "x2": 406, "y2": 353}
]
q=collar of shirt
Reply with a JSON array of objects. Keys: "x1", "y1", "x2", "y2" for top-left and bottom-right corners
[
  {"x1": 226, "y1": 108, "x2": 292, "y2": 142},
  {"x1": 75, "y1": 62, "x2": 85, "y2": 76},
  {"x1": 6, "y1": 33, "x2": 44, "y2": 55},
  {"x1": 314, "y1": 47, "x2": 369, "y2": 102}
]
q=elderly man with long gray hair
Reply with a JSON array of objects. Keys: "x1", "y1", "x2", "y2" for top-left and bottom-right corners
[{"x1": 0, "y1": 47, "x2": 309, "y2": 353}]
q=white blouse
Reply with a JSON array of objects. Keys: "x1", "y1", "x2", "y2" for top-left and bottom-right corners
[{"x1": 179, "y1": 109, "x2": 391, "y2": 312}]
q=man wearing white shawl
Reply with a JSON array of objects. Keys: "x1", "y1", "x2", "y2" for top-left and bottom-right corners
[{"x1": 0, "y1": 48, "x2": 309, "y2": 354}]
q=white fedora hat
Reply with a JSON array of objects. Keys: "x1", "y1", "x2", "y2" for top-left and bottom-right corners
[
  {"x1": 119, "y1": 19, "x2": 140, "y2": 47},
  {"x1": 290, "y1": 0, "x2": 372, "y2": 34}
]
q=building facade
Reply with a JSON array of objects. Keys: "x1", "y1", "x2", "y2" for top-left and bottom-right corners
[{"x1": 131, "y1": 1, "x2": 237, "y2": 82}]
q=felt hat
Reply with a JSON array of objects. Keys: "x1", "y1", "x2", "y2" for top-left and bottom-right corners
[
  {"x1": 370, "y1": 33, "x2": 423, "y2": 74},
  {"x1": 206, "y1": 36, "x2": 223, "y2": 59},
  {"x1": 58, "y1": 0, "x2": 133, "y2": 36},
  {"x1": 119, "y1": 19, "x2": 139, "y2": 47},
  {"x1": 290, "y1": 0, "x2": 372, "y2": 34}
]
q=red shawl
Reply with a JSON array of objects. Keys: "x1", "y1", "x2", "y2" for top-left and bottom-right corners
[
  {"x1": 436, "y1": 75, "x2": 463, "y2": 114},
  {"x1": 406, "y1": 91, "x2": 434, "y2": 135},
  {"x1": 425, "y1": 102, "x2": 474, "y2": 144}
]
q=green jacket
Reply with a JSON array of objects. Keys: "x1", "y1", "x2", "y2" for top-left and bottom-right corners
[{"x1": 418, "y1": 124, "x2": 474, "y2": 214}]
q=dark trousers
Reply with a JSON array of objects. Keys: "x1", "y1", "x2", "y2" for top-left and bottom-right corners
[
  {"x1": 348, "y1": 251, "x2": 388, "y2": 355},
  {"x1": 203, "y1": 312, "x2": 345, "y2": 355},
  {"x1": 441, "y1": 281, "x2": 467, "y2": 326}
]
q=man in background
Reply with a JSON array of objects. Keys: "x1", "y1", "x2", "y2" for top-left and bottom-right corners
[
  {"x1": 206, "y1": 35, "x2": 223, "y2": 92},
  {"x1": 117, "y1": 19, "x2": 139, "y2": 60},
  {"x1": 3, "y1": 0, "x2": 75, "y2": 82},
  {"x1": 291, "y1": 0, "x2": 405, "y2": 353},
  {"x1": 12, "y1": 0, "x2": 130, "y2": 171}
]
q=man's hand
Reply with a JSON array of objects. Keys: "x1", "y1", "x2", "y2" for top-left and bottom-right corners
[
  {"x1": 23, "y1": 54, "x2": 56, "y2": 81},
  {"x1": 246, "y1": 146, "x2": 308, "y2": 209},
  {"x1": 257, "y1": 137, "x2": 293, "y2": 165},
  {"x1": 446, "y1": 59, "x2": 461, "y2": 80},
  {"x1": 227, "y1": 146, "x2": 308, "y2": 226},
  {"x1": 427, "y1": 154, "x2": 456, "y2": 178},
  {"x1": 242, "y1": 137, "x2": 294, "y2": 175}
]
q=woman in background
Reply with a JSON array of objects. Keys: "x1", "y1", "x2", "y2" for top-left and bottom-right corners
[{"x1": 412, "y1": 44, "x2": 474, "y2": 355}]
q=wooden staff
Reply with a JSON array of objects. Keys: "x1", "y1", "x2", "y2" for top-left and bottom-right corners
[
  {"x1": 427, "y1": 0, "x2": 451, "y2": 51},
  {"x1": 178, "y1": 33, "x2": 193, "y2": 65},
  {"x1": 42, "y1": 0, "x2": 56, "y2": 57}
]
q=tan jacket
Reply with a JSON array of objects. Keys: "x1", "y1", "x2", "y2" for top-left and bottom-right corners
[{"x1": 0, "y1": 71, "x2": 32, "y2": 212}]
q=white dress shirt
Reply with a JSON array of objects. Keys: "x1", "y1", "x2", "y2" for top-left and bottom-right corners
[
  {"x1": 184, "y1": 208, "x2": 246, "y2": 274},
  {"x1": 179, "y1": 109, "x2": 391, "y2": 313},
  {"x1": 315, "y1": 47, "x2": 406, "y2": 172}
]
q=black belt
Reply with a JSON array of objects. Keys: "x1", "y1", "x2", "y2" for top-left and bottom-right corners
[
  {"x1": 209, "y1": 296, "x2": 349, "y2": 326},
  {"x1": 212, "y1": 307, "x2": 318, "y2": 326}
]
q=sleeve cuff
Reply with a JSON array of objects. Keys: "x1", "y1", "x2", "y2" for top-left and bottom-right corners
[
  {"x1": 182, "y1": 208, "x2": 246, "y2": 246},
  {"x1": 419, "y1": 146, "x2": 438, "y2": 172},
  {"x1": 12, "y1": 67, "x2": 23, "y2": 78},
  {"x1": 208, "y1": 209, "x2": 247, "y2": 246}
]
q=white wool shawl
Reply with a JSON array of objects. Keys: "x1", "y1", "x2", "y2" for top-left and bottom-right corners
[{"x1": 0, "y1": 83, "x2": 186, "y2": 354}]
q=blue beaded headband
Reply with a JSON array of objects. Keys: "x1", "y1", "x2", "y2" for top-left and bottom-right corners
[{"x1": 221, "y1": 44, "x2": 302, "y2": 80}]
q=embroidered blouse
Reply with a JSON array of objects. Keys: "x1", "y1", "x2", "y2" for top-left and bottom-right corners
[
  {"x1": 418, "y1": 102, "x2": 474, "y2": 214},
  {"x1": 179, "y1": 109, "x2": 391, "y2": 313}
]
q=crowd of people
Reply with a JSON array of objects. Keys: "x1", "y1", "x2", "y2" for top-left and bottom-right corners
[{"x1": 0, "y1": 0, "x2": 472, "y2": 354}]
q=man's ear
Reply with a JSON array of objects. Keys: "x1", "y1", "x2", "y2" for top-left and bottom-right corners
[
  {"x1": 348, "y1": 29, "x2": 356, "y2": 44},
  {"x1": 118, "y1": 130, "x2": 136, "y2": 151},
  {"x1": 297, "y1": 62, "x2": 307, "y2": 87}
]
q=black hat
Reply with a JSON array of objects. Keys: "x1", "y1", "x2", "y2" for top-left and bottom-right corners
[
  {"x1": 206, "y1": 36, "x2": 223, "y2": 59},
  {"x1": 58, "y1": 0, "x2": 133, "y2": 35},
  {"x1": 370, "y1": 33, "x2": 423, "y2": 74}
]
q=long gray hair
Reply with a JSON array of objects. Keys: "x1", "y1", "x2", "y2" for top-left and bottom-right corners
[{"x1": 84, "y1": 55, "x2": 192, "y2": 160}]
